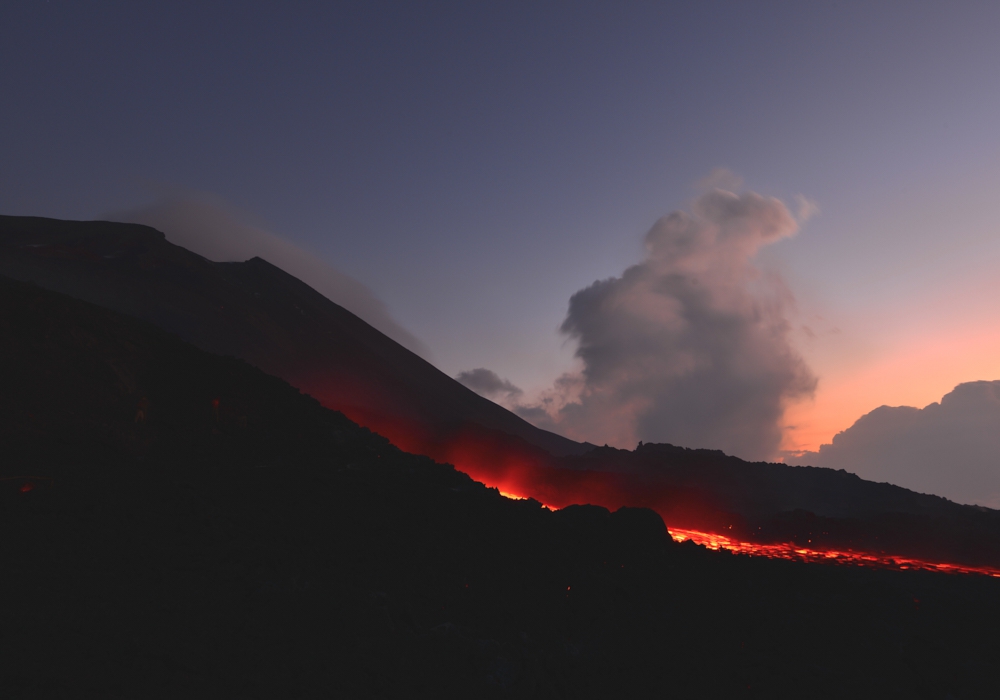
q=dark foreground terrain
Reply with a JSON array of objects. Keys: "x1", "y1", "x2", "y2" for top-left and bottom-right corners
[{"x1": 3, "y1": 276, "x2": 1000, "y2": 699}]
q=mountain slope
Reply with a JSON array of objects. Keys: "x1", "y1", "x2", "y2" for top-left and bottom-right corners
[{"x1": 0, "y1": 215, "x2": 585, "y2": 464}]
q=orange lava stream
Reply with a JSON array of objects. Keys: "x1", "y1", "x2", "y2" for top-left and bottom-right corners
[
  {"x1": 491, "y1": 485, "x2": 1000, "y2": 577},
  {"x1": 669, "y1": 527, "x2": 1000, "y2": 578},
  {"x1": 303, "y1": 394, "x2": 1000, "y2": 581}
]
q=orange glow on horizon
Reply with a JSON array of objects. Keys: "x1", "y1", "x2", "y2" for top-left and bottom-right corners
[
  {"x1": 783, "y1": 250, "x2": 1000, "y2": 455},
  {"x1": 784, "y1": 321, "x2": 1000, "y2": 455}
]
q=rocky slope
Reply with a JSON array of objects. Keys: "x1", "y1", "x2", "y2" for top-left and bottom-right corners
[{"x1": 3, "y1": 275, "x2": 1000, "y2": 698}]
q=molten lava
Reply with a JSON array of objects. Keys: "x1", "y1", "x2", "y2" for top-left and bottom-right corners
[
  {"x1": 490, "y1": 485, "x2": 1000, "y2": 577},
  {"x1": 297, "y1": 381, "x2": 1000, "y2": 579},
  {"x1": 668, "y1": 527, "x2": 1000, "y2": 577}
]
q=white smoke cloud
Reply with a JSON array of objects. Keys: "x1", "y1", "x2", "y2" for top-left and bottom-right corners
[
  {"x1": 789, "y1": 381, "x2": 1000, "y2": 508},
  {"x1": 107, "y1": 191, "x2": 430, "y2": 359},
  {"x1": 518, "y1": 185, "x2": 816, "y2": 460}
]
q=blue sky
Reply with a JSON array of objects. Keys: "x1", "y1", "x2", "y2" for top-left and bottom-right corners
[{"x1": 5, "y1": 0, "x2": 1000, "y2": 456}]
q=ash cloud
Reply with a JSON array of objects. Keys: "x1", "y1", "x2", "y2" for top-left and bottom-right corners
[
  {"x1": 789, "y1": 381, "x2": 1000, "y2": 508},
  {"x1": 456, "y1": 368, "x2": 523, "y2": 403},
  {"x1": 108, "y1": 191, "x2": 430, "y2": 359},
  {"x1": 520, "y1": 186, "x2": 816, "y2": 460}
]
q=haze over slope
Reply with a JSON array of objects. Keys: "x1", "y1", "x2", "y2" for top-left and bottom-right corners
[
  {"x1": 107, "y1": 191, "x2": 431, "y2": 359},
  {"x1": 0, "y1": 215, "x2": 585, "y2": 463}
]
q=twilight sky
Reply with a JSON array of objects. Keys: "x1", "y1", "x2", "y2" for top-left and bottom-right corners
[{"x1": 5, "y1": 2, "x2": 1000, "y2": 486}]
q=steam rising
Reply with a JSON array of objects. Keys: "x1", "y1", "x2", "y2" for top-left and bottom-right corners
[
  {"x1": 520, "y1": 187, "x2": 816, "y2": 460},
  {"x1": 108, "y1": 192, "x2": 430, "y2": 358}
]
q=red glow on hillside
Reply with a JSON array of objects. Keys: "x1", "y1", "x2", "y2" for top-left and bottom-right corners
[
  {"x1": 298, "y1": 383, "x2": 999, "y2": 578},
  {"x1": 669, "y1": 527, "x2": 1000, "y2": 577}
]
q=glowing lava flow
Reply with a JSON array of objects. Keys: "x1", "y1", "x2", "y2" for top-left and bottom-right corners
[
  {"x1": 490, "y1": 487, "x2": 1000, "y2": 577},
  {"x1": 498, "y1": 490, "x2": 557, "y2": 509},
  {"x1": 669, "y1": 527, "x2": 1000, "y2": 577},
  {"x1": 307, "y1": 396, "x2": 1000, "y2": 581}
]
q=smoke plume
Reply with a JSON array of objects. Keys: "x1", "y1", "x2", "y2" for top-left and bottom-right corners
[
  {"x1": 456, "y1": 368, "x2": 523, "y2": 403},
  {"x1": 108, "y1": 191, "x2": 430, "y2": 358},
  {"x1": 520, "y1": 186, "x2": 816, "y2": 460}
]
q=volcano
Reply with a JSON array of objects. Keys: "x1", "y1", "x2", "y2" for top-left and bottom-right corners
[
  {"x1": 0, "y1": 215, "x2": 587, "y2": 463},
  {"x1": 4, "y1": 214, "x2": 1000, "y2": 572}
]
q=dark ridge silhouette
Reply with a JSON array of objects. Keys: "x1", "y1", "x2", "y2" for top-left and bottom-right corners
[
  {"x1": 4, "y1": 274, "x2": 1000, "y2": 698},
  {"x1": 0, "y1": 215, "x2": 587, "y2": 462},
  {"x1": 427, "y1": 435, "x2": 1000, "y2": 568},
  {"x1": 6, "y1": 214, "x2": 1000, "y2": 571}
]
